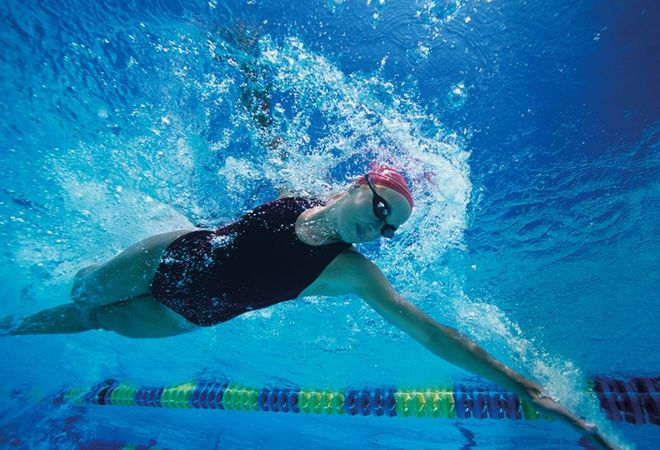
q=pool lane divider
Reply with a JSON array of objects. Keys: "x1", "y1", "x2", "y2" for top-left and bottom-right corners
[{"x1": 57, "y1": 376, "x2": 658, "y2": 425}]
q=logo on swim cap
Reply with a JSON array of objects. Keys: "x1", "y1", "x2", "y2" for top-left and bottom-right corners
[{"x1": 356, "y1": 165, "x2": 414, "y2": 209}]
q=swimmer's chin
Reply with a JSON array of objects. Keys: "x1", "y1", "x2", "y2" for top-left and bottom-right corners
[
  {"x1": 336, "y1": 224, "x2": 374, "y2": 244},
  {"x1": 353, "y1": 224, "x2": 370, "y2": 243}
]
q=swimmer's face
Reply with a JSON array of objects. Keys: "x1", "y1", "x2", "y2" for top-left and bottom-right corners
[{"x1": 336, "y1": 184, "x2": 412, "y2": 243}]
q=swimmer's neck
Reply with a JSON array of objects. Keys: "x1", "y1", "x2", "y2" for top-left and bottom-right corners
[{"x1": 296, "y1": 196, "x2": 345, "y2": 246}]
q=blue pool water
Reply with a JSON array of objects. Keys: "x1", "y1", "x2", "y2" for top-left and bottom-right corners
[{"x1": 1, "y1": 0, "x2": 658, "y2": 448}]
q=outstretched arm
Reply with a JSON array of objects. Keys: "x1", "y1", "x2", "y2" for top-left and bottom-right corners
[
  {"x1": 214, "y1": 24, "x2": 287, "y2": 160},
  {"x1": 339, "y1": 250, "x2": 618, "y2": 449}
]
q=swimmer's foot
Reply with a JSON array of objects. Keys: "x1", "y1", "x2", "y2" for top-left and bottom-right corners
[
  {"x1": 5, "y1": 303, "x2": 98, "y2": 336},
  {"x1": 0, "y1": 314, "x2": 20, "y2": 336}
]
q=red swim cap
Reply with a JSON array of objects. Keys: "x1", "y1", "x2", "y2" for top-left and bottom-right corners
[{"x1": 356, "y1": 165, "x2": 414, "y2": 210}]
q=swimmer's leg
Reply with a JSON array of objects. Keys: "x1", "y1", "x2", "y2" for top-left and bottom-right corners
[
  {"x1": 94, "y1": 295, "x2": 200, "y2": 339},
  {"x1": 7, "y1": 295, "x2": 200, "y2": 338},
  {"x1": 7, "y1": 302, "x2": 96, "y2": 335},
  {"x1": 71, "y1": 229, "x2": 192, "y2": 308},
  {"x1": 5, "y1": 230, "x2": 195, "y2": 337}
]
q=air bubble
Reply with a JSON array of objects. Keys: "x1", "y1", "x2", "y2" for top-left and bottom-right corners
[
  {"x1": 326, "y1": 0, "x2": 346, "y2": 13},
  {"x1": 406, "y1": 43, "x2": 430, "y2": 65},
  {"x1": 445, "y1": 81, "x2": 467, "y2": 108}
]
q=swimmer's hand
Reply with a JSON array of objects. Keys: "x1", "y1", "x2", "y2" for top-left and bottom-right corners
[
  {"x1": 341, "y1": 255, "x2": 621, "y2": 449},
  {"x1": 522, "y1": 383, "x2": 619, "y2": 450}
]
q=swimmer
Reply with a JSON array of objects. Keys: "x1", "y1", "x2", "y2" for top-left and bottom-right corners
[{"x1": 4, "y1": 165, "x2": 617, "y2": 449}]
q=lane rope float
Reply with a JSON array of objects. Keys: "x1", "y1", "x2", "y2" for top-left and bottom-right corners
[{"x1": 51, "y1": 376, "x2": 659, "y2": 425}]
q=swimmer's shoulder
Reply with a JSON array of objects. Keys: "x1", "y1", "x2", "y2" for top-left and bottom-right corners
[
  {"x1": 332, "y1": 248, "x2": 390, "y2": 292},
  {"x1": 302, "y1": 247, "x2": 384, "y2": 297}
]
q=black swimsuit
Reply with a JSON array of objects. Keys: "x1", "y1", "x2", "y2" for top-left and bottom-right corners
[{"x1": 150, "y1": 197, "x2": 352, "y2": 326}]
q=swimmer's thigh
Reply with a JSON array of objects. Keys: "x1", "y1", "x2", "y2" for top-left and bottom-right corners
[
  {"x1": 96, "y1": 294, "x2": 201, "y2": 338},
  {"x1": 72, "y1": 229, "x2": 194, "y2": 306}
]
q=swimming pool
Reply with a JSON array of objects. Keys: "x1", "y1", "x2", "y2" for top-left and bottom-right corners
[{"x1": 1, "y1": 0, "x2": 658, "y2": 448}]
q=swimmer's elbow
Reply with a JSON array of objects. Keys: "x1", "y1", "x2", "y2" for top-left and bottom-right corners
[{"x1": 343, "y1": 252, "x2": 436, "y2": 345}]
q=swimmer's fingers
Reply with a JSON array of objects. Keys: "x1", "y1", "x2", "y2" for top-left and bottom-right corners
[
  {"x1": 222, "y1": 21, "x2": 260, "y2": 54},
  {"x1": 212, "y1": 21, "x2": 262, "y2": 75}
]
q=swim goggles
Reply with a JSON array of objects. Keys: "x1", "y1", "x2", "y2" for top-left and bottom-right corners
[{"x1": 365, "y1": 173, "x2": 397, "y2": 239}]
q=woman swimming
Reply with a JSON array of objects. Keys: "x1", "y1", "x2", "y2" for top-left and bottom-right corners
[
  {"x1": 4, "y1": 31, "x2": 618, "y2": 447},
  {"x1": 5, "y1": 165, "x2": 616, "y2": 449}
]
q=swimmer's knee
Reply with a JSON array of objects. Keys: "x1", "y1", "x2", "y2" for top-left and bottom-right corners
[
  {"x1": 88, "y1": 306, "x2": 110, "y2": 331},
  {"x1": 74, "y1": 264, "x2": 99, "y2": 282},
  {"x1": 94, "y1": 301, "x2": 147, "y2": 337},
  {"x1": 71, "y1": 264, "x2": 100, "y2": 303}
]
